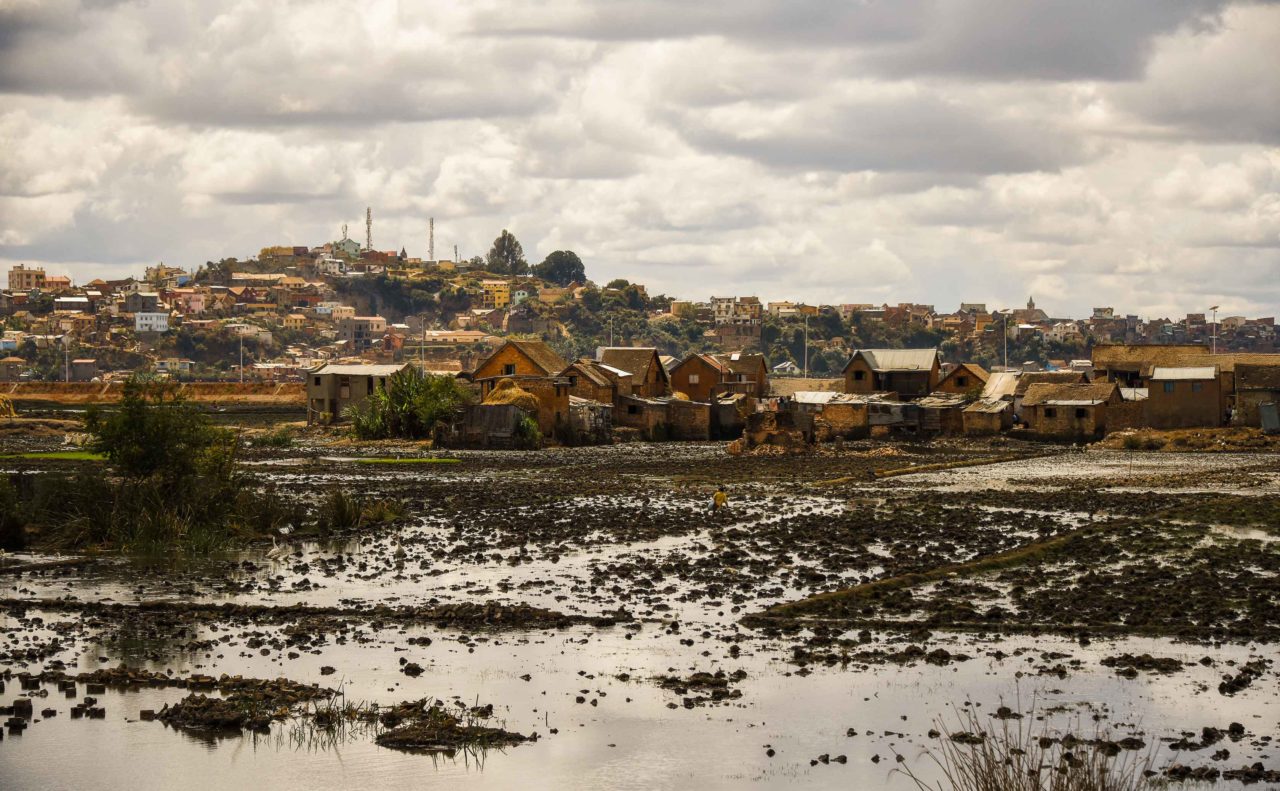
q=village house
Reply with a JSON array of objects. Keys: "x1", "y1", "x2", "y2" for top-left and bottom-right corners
[
  {"x1": 842, "y1": 348, "x2": 940, "y2": 399},
  {"x1": 0, "y1": 356, "x2": 25, "y2": 381},
  {"x1": 1235, "y1": 363, "x2": 1280, "y2": 427},
  {"x1": 1012, "y1": 371, "x2": 1087, "y2": 415},
  {"x1": 1091, "y1": 344, "x2": 1209, "y2": 387},
  {"x1": 69, "y1": 359, "x2": 98, "y2": 382},
  {"x1": 134, "y1": 312, "x2": 170, "y2": 333},
  {"x1": 1021, "y1": 382, "x2": 1122, "y2": 440},
  {"x1": 598, "y1": 347, "x2": 670, "y2": 398},
  {"x1": 669, "y1": 353, "x2": 730, "y2": 402},
  {"x1": 935, "y1": 363, "x2": 988, "y2": 396},
  {"x1": 480, "y1": 279, "x2": 511, "y2": 309},
  {"x1": 1146, "y1": 366, "x2": 1223, "y2": 428},
  {"x1": 559, "y1": 359, "x2": 620, "y2": 404},
  {"x1": 306, "y1": 362, "x2": 411, "y2": 424}
]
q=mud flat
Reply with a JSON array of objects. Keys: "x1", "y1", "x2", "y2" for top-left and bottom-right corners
[{"x1": 2, "y1": 442, "x2": 1277, "y2": 789}]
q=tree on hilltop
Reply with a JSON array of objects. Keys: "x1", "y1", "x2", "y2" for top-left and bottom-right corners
[
  {"x1": 532, "y1": 250, "x2": 585, "y2": 286},
  {"x1": 486, "y1": 230, "x2": 528, "y2": 276}
]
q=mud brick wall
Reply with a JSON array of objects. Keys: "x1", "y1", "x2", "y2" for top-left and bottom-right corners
[
  {"x1": 667, "y1": 400, "x2": 711, "y2": 440},
  {"x1": 820, "y1": 403, "x2": 869, "y2": 439},
  {"x1": 1107, "y1": 401, "x2": 1147, "y2": 432},
  {"x1": 1027, "y1": 403, "x2": 1107, "y2": 439},
  {"x1": 1146, "y1": 379, "x2": 1223, "y2": 429}
]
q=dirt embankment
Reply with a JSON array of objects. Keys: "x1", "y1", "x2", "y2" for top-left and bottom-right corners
[
  {"x1": 1097, "y1": 426, "x2": 1280, "y2": 452},
  {"x1": 5, "y1": 382, "x2": 305, "y2": 406}
]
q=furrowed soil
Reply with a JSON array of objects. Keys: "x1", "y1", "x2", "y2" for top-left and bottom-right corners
[{"x1": 2, "y1": 437, "x2": 1278, "y2": 790}]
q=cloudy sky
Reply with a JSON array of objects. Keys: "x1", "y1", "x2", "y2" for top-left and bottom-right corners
[{"x1": 1, "y1": 0, "x2": 1277, "y2": 318}]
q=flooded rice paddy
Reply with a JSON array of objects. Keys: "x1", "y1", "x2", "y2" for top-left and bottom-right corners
[{"x1": 2, "y1": 443, "x2": 1278, "y2": 789}]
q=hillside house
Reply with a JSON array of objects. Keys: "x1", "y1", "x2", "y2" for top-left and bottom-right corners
[
  {"x1": 842, "y1": 348, "x2": 940, "y2": 399},
  {"x1": 473, "y1": 339, "x2": 569, "y2": 382}
]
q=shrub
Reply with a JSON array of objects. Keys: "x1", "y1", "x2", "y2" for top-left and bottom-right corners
[
  {"x1": 513, "y1": 415, "x2": 542, "y2": 450},
  {"x1": 346, "y1": 370, "x2": 473, "y2": 440},
  {"x1": 0, "y1": 476, "x2": 26, "y2": 550},
  {"x1": 318, "y1": 489, "x2": 364, "y2": 533}
]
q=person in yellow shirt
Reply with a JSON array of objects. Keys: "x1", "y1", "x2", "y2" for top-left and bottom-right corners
[{"x1": 712, "y1": 485, "x2": 728, "y2": 514}]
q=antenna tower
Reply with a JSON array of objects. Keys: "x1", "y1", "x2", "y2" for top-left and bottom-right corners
[
  {"x1": 365, "y1": 207, "x2": 372, "y2": 251},
  {"x1": 341, "y1": 223, "x2": 348, "y2": 241},
  {"x1": 428, "y1": 217, "x2": 435, "y2": 261},
  {"x1": 454, "y1": 244, "x2": 458, "y2": 263}
]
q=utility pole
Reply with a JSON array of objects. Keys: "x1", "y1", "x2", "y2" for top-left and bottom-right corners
[
  {"x1": 803, "y1": 313, "x2": 809, "y2": 379},
  {"x1": 1003, "y1": 312, "x2": 1009, "y2": 370},
  {"x1": 64, "y1": 340, "x2": 70, "y2": 383},
  {"x1": 454, "y1": 244, "x2": 458, "y2": 264},
  {"x1": 609, "y1": 317, "x2": 614, "y2": 347},
  {"x1": 1209, "y1": 305, "x2": 1219, "y2": 355},
  {"x1": 365, "y1": 207, "x2": 372, "y2": 252},
  {"x1": 239, "y1": 334, "x2": 244, "y2": 384}
]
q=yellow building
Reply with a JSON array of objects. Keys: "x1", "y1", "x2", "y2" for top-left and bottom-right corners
[{"x1": 481, "y1": 279, "x2": 511, "y2": 309}]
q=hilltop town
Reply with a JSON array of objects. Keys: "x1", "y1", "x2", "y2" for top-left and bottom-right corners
[{"x1": 2, "y1": 227, "x2": 1276, "y2": 390}]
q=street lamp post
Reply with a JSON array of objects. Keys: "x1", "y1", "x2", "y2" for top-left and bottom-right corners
[{"x1": 1209, "y1": 305, "x2": 1219, "y2": 355}]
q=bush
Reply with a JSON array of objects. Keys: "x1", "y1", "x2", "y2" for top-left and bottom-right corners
[
  {"x1": 318, "y1": 489, "x2": 364, "y2": 533},
  {"x1": 346, "y1": 370, "x2": 473, "y2": 440},
  {"x1": 513, "y1": 415, "x2": 542, "y2": 450},
  {"x1": 0, "y1": 476, "x2": 26, "y2": 550}
]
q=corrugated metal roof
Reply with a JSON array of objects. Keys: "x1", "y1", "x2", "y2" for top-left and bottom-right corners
[
  {"x1": 1150, "y1": 366, "x2": 1218, "y2": 381},
  {"x1": 963, "y1": 398, "x2": 1009, "y2": 414},
  {"x1": 980, "y1": 371, "x2": 1019, "y2": 400},
  {"x1": 311, "y1": 364, "x2": 409, "y2": 376},
  {"x1": 793, "y1": 391, "x2": 842, "y2": 404},
  {"x1": 1120, "y1": 387, "x2": 1149, "y2": 401},
  {"x1": 855, "y1": 348, "x2": 938, "y2": 372}
]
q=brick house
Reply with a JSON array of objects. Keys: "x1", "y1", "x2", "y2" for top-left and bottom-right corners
[
  {"x1": 1146, "y1": 366, "x2": 1223, "y2": 428},
  {"x1": 306, "y1": 362, "x2": 411, "y2": 424},
  {"x1": 473, "y1": 339, "x2": 569, "y2": 382},
  {"x1": 842, "y1": 348, "x2": 940, "y2": 399},
  {"x1": 598, "y1": 347, "x2": 669, "y2": 398},
  {"x1": 669, "y1": 353, "x2": 729, "y2": 402},
  {"x1": 935, "y1": 363, "x2": 988, "y2": 396},
  {"x1": 1234, "y1": 362, "x2": 1280, "y2": 426},
  {"x1": 1021, "y1": 382, "x2": 1122, "y2": 440}
]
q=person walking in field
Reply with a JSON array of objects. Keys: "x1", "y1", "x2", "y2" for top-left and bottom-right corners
[{"x1": 712, "y1": 485, "x2": 729, "y2": 514}]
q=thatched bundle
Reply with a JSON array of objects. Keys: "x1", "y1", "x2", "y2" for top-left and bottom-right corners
[
  {"x1": 671, "y1": 391, "x2": 691, "y2": 401},
  {"x1": 483, "y1": 378, "x2": 540, "y2": 412}
]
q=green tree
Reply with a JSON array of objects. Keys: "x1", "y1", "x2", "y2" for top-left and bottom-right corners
[
  {"x1": 486, "y1": 230, "x2": 528, "y2": 276},
  {"x1": 604, "y1": 278, "x2": 630, "y2": 290},
  {"x1": 85, "y1": 377, "x2": 236, "y2": 483},
  {"x1": 532, "y1": 250, "x2": 585, "y2": 286}
]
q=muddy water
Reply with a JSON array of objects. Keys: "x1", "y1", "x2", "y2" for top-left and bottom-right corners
[{"x1": 3, "y1": 448, "x2": 1279, "y2": 789}]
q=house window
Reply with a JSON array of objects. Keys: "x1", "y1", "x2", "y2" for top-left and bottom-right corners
[
  {"x1": 568, "y1": 376, "x2": 577, "y2": 386},
  {"x1": 313, "y1": 377, "x2": 320, "y2": 386},
  {"x1": 1192, "y1": 382, "x2": 1203, "y2": 392},
  {"x1": 688, "y1": 374, "x2": 700, "y2": 384},
  {"x1": 367, "y1": 378, "x2": 374, "y2": 394},
  {"x1": 1074, "y1": 408, "x2": 1087, "y2": 419},
  {"x1": 503, "y1": 363, "x2": 516, "y2": 376},
  {"x1": 628, "y1": 404, "x2": 638, "y2": 415},
  {"x1": 1163, "y1": 382, "x2": 1175, "y2": 393},
  {"x1": 1044, "y1": 408, "x2": 1057, "y2": 418},
  {"x1": 956, "y1": 376, "x2": 967, "y2": 387},
  {"x1": 854, "y1": 370, "x2": 866, "y2": 381}
]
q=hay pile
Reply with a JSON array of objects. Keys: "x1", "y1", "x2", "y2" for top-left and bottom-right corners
[
  {"x1": 483, "y1": 378, "x2": 540, "y2": 412},
  {"x1": 671, "y1": 391, "x2": 691, "y2": 401}
]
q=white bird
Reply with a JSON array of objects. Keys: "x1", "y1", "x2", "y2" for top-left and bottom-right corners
[{"x1": 267, "y1": 536, "x2": 288, "y2": 560}]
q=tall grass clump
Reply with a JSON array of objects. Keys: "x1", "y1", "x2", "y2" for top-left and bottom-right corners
[{"x1": 899, "y1": 707, "x2": 1155, "y2": 791}]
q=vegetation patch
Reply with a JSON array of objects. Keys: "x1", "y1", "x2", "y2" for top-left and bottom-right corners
[
  {"x1": 354, "y1": 457, "x2": 460, "y2": 465},
  {"x1": 374, "y1": 698, "x2": 529, "y2": 753}
]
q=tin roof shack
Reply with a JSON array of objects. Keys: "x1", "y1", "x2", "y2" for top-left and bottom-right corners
[
  {"x1": 962, "y1": 398, "x2": 1013, "y2": 435},
  {"x1": 1092, "y1": 344, "x2": 1209, "y2": 387},
  {"x1": 1147, "y1": 366, "x2": 1223, "y2": 428},
  {"x1": 306, "y1": 363, "x2": 411, "y2": 424},
  {"x1": 935, "y1": 363, "x2": 988, "y2": 397},
  {"x1": 1021, "y1": 382, "x2": 1121, "y2": 441},
  {"x1": 69, "y1": 359, "x2": 98, "y2": 382},
  {"x1": 1234, "y1": 362, "x2": 1280, "y2": 427},
  {"x1": 475, "y1": 375, "x2": 569, "y2": 439},
  {"x1": 473, "y1": 339, "x2": 569, "y2": 381},
  {"x1": 790, "y1": 391, "x2": 870, "y2": 441},
  {"x1": 916, "y1": 393, "x2": 968, "y2": 436},
  {"x1": 0, "y1": 356, "x2": 24, "y2": 382},
  {"x1": 842, "y1": 348, "x2": 940, "y2": 399},
  {"x1": 567, "y1": 396, "x2": 612, "y2": 445},
  {"x1": 598, "y1": 347, "x2": 669, "y2": 398}
]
